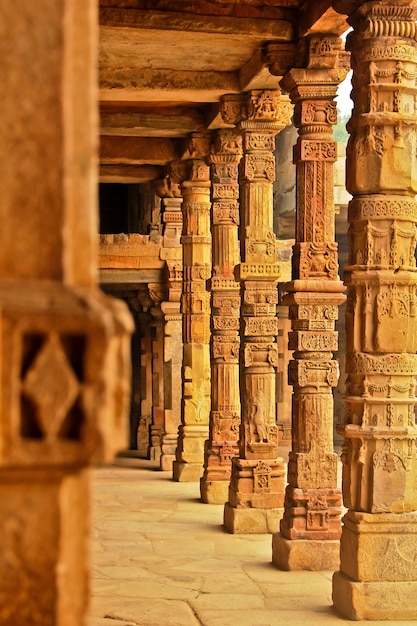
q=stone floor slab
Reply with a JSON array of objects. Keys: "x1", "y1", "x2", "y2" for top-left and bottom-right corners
[{"x1": 90, "y1": 465, "x2": 417, "y2": 626}]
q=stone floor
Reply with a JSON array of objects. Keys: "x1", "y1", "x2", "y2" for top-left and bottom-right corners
[{"x1": 90, "y1": 460, "x2": 416, "y2": 626}]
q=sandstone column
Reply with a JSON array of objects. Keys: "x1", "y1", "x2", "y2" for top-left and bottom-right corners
[
  {"x1": 171, "y1": 136, "x2": 212, "y2": 482},
  {"x1": 267, "y1": 35, "x2": 349, "y2": 570},
  {"x1": 331, "y1": 0, "x2": 417, "y2": 619},
  {"x1": 223, "y1": 91, "x2": 293, "y2": 533},
  {"x1": 160, "y1": 293, "x2": 183, "y2": 471},
  {"x1": 148, "y1": 297, "x2": 166, "y2": 462},
  {"x1": 200, "y1": 129, "x2": 242, "y2": 503},
  {"x1": 157, "y1": 181, "x2": 183, "y2": 470},
  {"x1": 0, "y1": 1, "x2": 132, "y2": 624},
  {"x1": 136, "y1": 305, "x2": 153, "y2": 456}
]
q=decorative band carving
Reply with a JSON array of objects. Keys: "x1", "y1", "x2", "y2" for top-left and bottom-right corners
[
  {"x1": 348, "y1": 197, "x2": 417, "y2": 221},
  {"x1": 346, "y1": 352, "x2": 417, "y2": 375},
  {"x1": 238, "y1": 263, "x2": 281, "y2": 280},
  {"x1": 365, "y1": 45, "x2": 417, "y2": 63}
]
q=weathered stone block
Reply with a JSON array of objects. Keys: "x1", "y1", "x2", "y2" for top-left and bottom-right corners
[
  {"x1": 224, "y1": 501, "x2": 282, "y2": 534},
  {"x1": 272, "y1": 534, "x2": 340, "y2": 571},
  {"x1": 339, "y1": 511, "x2": 417, "y2": 582},
  {"x1": 200, "y1": 479, "x2": 230, "y2": 505},
  {"x1": 332, "y1": 571, "x2": 417, "y2": 621}
]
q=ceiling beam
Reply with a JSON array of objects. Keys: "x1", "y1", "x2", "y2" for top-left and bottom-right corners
[
  {"x1": 298, "y1": 0, "x2": 349, "y2": 36},
  {"x1": 239, "y1": 49, "x2": 281, "y2": 91},
  {"x1": 99, "y1": 69, "x2": 240, "y2": 103},
  {"x1": 99, "y1": 164, "x2": 164, "y2": 183},
  {"x1": 99, "y1": 8, "x2": 294, "y2": 40},
  {"x1": 100, "y1": 136, "x2": 180, "y2": 165},
  {"x1": 100, "y1": 107, "x2": 207, "y2": 137}
]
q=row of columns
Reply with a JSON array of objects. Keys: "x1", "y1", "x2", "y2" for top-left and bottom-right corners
[{"x1": 133, "y1": 7, "x2": 417, "y2": 619}]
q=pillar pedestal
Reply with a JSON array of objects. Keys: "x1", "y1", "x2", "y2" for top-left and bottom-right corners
[
  {"x1": 272, "y1": 536, "x2": 340, "y2": 571},
  {"x1": 333, "y1": 511, "x2": 417, "y2": 620},
  {"x1": 224, "y1": 457, "x2": 285, "y2": 533}
]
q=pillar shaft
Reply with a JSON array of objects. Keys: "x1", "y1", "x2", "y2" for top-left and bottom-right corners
[
  {"x1": 201, "y1": 130, "x2": 242, "y2": 504},
  {"x1": 156, "y1": 182, "x2": 183, "y2": 471},
  {"x1": 171, "y1": 145, "x2": 212, "y2": 482},
  {"x1": 332, "y1": 0, "x2": 417, "y2": 619},
  {"x1": 149, "y1": 309, "x2": 165, "y2": 462},
  {"x1": 269, "y1": 36, "x2": 349, "y2": 569},
  {"x1": 223, "y1": 91, "x2": 293, "y2": 533},
  {"x1": 0, "y1": 1, "x2": 132, "y2": 624}
]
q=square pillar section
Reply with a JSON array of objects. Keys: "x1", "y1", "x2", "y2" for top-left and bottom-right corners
[
  {"x1": 332, "y1": 0, "x2": 417, "y2": 620},
  {"x1": 201, "y1": 129, "x2": 243, "y2": 504},
  {"x1": 267, "y1": 35, "x2": 350, "y2": 570},
  {"x1": 171, "y1": 137, "x2": 212, "y2": 482},
  {"x1": 223, "y1": 91, "x2": 293, "y2": 533},
  {"x1": 0, "y1": 1, "x2": 133, "y2": 624}
]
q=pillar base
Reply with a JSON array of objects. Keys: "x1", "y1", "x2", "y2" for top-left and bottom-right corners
[
  {"x1": 272, "y1": 533, "x2": 340, "y2": 571},
  {"x1": 160, "y1": 454, "x2": 174, "y2": 472},
  {"x1": 148, "y1": 445, "x2": 161, "y2": 462},
  {"x1": 200, "y1": 478, "x2": 229, "y2": 504},
  {"x1": 223, "y1": 501, "x2": 283, "y2": 534},
  {"x1": 172, "y1": 461, "x2": 204, "y2": 482},
  {"x1": 332, "y1": 571, "x2": 417, "y2": 621}
]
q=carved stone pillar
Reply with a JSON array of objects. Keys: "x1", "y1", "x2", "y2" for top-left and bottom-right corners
[
  {"x1": 136, "y1": 300, "x2": 153, "y2": 457},
  {"x1": 162, "y1": 196, "x2": 183, "y2": 249},
  {"x1": 331, "y1": 0, "x2": 417, "y2": 619},
  {"x1": 160, "y1": 296, "x2": 183, "y2": 472},
  {"x1": 148, "y1": 291, "x2": 167, "y2": 462},
  {"x1": 200, "y1": 129, "x2": 242, "y2": 504},
  {"x1": 171, "y1": 136, "x2": 212, "y2": 482},
  {"x1": 0, "y1": 1, "x2": 132, "y2": 623},
  {"x1": 222, "y1": 91, "x2": 293, "y2": 533},
  {"x1": 154, "y1": 179, "x2": 183, "y2": 470},
  {"x1": 267, "y1": 35, "x2": 349, "y2": 570}
]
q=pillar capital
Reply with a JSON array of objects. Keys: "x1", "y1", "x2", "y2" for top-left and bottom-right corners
[
  {"x1": 334, "y1": 0, "x2": 417, "y2": 26},
  {"x1": 220, "y1": 91, "x2": 292, "y2": 132}
]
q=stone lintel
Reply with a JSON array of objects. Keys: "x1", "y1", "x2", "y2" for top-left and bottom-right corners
[
  {"x1": 332, "y1": 571, "x2": 417, "y2": 621},
  {"x1": 100, "y1": 135, "x2": 180, "y2": 165},
  {"x1": 99, "y1": 8, "x2": 294, "y2": 40},
  {"x1": 100, "y1": 107, "x2": 206, "y2": 138},
  {"x1": 100, "y1": 70, "x2": 240, "y2": 104},
  {"x1": 99, "y1": 164, "x2": 163, "y2": 183},
  {"x1": 272, "y1": 534, "x2": 340, "y2": 571},
  {"x1": 224, "y1": 501, "x2": 283, "y2": 534}
]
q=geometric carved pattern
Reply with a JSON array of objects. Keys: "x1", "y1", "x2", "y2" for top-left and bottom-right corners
[
  {"x1": 0, "y1": 281, "x2": 133, "y2": 469},
  {"x1": 21, "y1": 333, "x2": 84, "y2": 441}
]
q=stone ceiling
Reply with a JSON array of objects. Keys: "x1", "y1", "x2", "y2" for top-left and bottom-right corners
[{"x1": 99, "y1": 0, "x2": 348, "y2": 183}]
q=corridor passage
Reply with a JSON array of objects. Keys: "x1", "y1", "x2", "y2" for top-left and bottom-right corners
[{"x1": 89, "y1": 462, "x2": 414, "y2": 626}]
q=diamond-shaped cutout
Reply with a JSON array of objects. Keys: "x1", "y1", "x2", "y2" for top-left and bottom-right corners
[{"x1": 22, "y1": 334, "x2": 80, "y2": 440}]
